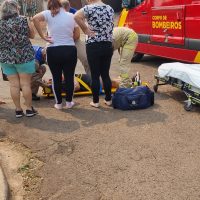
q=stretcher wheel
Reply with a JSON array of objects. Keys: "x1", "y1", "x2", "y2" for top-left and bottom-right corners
[
  {"x1": 153, "y1": 85, "x2": 158, "y2": 93},
  {"x1": 184, "y1": 102, "x2": 192, "y2": 111}
]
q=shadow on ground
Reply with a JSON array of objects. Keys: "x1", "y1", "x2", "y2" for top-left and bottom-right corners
[{"x1": 0, "y1": 100, "x2": 167, "y2": 133}]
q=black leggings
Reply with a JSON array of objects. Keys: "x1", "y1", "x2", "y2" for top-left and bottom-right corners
[
  {"x1": 86, "y1": 42, "x2": 113, "y2": 103},
  {"x1": 47, "y1": 46, "x2": 77, "y2": 103}
]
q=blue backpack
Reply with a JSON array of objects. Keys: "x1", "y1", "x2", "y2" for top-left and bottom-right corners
[{"x1": 112, "y1": 86, "x2": 154, "y2": 110}]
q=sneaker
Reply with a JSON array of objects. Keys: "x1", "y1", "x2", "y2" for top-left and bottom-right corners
[
  {"x1": 54, "y1": 103, "x2": 63, "y2": 110},
  {"x1": 90, "y1": 102, "x2": 100, "y2": 108},
  {"x1": 66, "y1": 101, "x2": 75, "y2": 109},
  {"x1": 32, "y1": 93, "x2": 40, "y2": 101},
  {"x1": 26, "y1": 107, "x2": 38, "y2": 117},
  {"x1": 104, "y1": 100, "x2": 112, "y2": 106},
  {"x1": 15, "y1": 110, "x2": 24, "y2": 118}
]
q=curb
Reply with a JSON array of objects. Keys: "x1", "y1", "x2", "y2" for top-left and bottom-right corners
[{"x1": 0, "y1": 165, "x2": 9, "y2": 200}]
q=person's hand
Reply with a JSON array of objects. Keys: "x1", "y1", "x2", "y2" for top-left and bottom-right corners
[
  {"x1": 0, "y1": 100, "x2": 6, "y2": 105},
  {"x1": 42, "y1": 36, "x2": 54, "y2": 43},
  {"x1": 42, "y1": 80, "x2": 50, "y2": 87},
  {"x1": 84, "y1": 28, "x2": 96, "y2": 37}
]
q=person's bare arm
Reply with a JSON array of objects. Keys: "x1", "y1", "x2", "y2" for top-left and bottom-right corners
[
  {"x1": 28, "y1": 20, "x2": 35, "y2": 39},
  {"x1": 73, "y1": 27, "x2": 80, "y2": 41},
  {"x1": 33, "y1": 13, "x2": 53, "y2": 43},
  {"x1": 33, "y1": 13, "x2": 45, "y2": 39},
  {"x1": 74, "y1": 10, "x2": 95, "y2": 36}
]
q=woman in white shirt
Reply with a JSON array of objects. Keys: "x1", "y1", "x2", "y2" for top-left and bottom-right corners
[{"x1": 33, "y1": 0, "x2": 80, "y2": 109}]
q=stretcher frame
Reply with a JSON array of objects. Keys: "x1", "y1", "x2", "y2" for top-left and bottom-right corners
[
  {"x1": 42, "y1": 76, "x2": 117, "y2": 97},
  {"x1": 153, "y1": 75, "x2": 200, "y2": 111},
  {"x1": 42, "y1": 87, "x2": 117, "y2": 97},
  {"x1": 42, "y1": 75, "x2": 148, "y2": 98}
]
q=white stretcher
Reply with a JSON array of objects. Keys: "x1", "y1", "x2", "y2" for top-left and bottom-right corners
[{"x1": 154, "y1": 62, "x2": 200, "y2": 111}]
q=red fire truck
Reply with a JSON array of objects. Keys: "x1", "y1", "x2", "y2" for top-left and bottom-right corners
[{"x1": 119, "y1": 0, "x2": 200, "y2": 63}]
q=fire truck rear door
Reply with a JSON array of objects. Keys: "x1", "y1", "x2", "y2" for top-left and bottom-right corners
[{"x1": 150, "y1": 5, "x2": 185, "y2": 45}]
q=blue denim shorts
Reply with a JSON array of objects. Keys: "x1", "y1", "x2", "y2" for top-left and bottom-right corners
[{"x1": 1, "y1": 60, "x2": 35, "y2": 76}]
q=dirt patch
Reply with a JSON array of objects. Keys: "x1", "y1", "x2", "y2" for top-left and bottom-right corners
[{"x1": 0, "y1": 138, "x2": 43, "y2": 200}]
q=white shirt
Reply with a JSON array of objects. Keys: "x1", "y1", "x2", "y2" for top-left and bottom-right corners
[{"x1": 42, "y1": 8, "x2": 77, "y2": 47}]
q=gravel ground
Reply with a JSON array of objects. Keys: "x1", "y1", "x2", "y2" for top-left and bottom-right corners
[{"x1": 1, "y1": 33, "x2": 200, "y2": 200}]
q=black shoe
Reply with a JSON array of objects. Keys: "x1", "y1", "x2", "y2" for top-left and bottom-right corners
[
  {"x1": 26, "y1": 107, "x2": 38, "y2": 117},
  {"x1": 15, "y1": 110, "x2": 24, "y2": 118},
  {"x1": 32, "y1": 93, "x2": 40, "y2": 101}
]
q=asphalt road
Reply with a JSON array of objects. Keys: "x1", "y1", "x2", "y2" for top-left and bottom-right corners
[{"x1": 1, "y1": 52, "x2": 200, "y2": 200}]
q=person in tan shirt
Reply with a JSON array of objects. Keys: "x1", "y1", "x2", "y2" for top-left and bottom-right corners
[{"x1": 113, "y1": 27, "x2": 138, "y2": 88}]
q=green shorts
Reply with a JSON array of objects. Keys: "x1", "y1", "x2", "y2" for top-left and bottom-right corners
[{"x1": 0, "y1": 60, "x2": 35, "y2": 76}]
